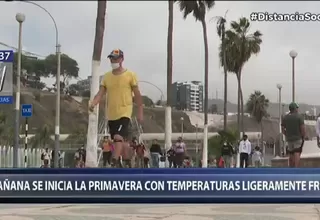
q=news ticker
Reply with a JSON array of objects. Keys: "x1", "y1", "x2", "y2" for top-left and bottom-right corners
[
  {"x1": 0, "y1": 50, "x2": 13, "y2": 104},
  {"x1": 1, "y1": 168, "x2": 320, "y2": 203}
]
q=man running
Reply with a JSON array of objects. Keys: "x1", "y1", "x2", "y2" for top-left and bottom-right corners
[
  {"x1": 281, "y1": 102, "x2": 305, "y2": 168},
  {"x1": 89, "y1": 49, "x2": 143, "y2": 168}
]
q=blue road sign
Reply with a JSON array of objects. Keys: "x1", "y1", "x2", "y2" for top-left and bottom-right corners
[{"x1": 21, "y1": 104, "x2": 32, "y2": 117}]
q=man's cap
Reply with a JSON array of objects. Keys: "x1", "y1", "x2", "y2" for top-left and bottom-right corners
[
  {"x1": 289, "y1": 102, "x2": 299, "y2": 110},
  {"x1": 107, "y1": 49, "x2": 124, "y2": 59}
]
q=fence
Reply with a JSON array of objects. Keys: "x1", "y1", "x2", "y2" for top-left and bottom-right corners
[{"x1": 0, "y1": 146, "x2": 44, "y2": 168}]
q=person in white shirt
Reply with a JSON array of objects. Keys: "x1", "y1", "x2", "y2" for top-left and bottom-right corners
[
  {"x1": 41, "y1": 148, "x2": 51, "y2": 168},
  {"x1": 252, "y1": 146, "x2": 262, "y2": 168},
  {"x1": 316, "y1": 115, "x2": 320, "y2": 148},
  {"x1": 238, "y1": 135, "x2": 251, "y2": 168}
]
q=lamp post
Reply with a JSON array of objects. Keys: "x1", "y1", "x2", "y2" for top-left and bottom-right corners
[
  {"x1": 289, "y1": 50, "x2": 298, "y2": 102},
  {"x1": 139, "y1": 80, "x2": 164, "y2": 104},
  {"x1": 180, "y1": 117, "x2": 184, "y2": 138},
  {"x1": 21, "y1": 1, "x2": 61, "y2": 168},
  {"x1": 13, "y1": 13, "x2": 26, "y2": 168},
  {"x1": 276, "y1": 84, "x2": 282, "y2": 157},
  {"x1": 195, "y1": 123, "x2": 199, "y2": 167}
]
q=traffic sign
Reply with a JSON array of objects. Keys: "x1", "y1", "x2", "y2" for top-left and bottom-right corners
[{"x1": 21, "y1": 104, "x2": 33, "y2": 117}]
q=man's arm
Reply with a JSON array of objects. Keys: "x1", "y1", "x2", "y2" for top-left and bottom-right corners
[
  {"x1": 316, "y1": 117, "x2": 320, "y2": 146},
  {"x1": 91, "y1": 86, "x2": 106, "y2": 107},
  {"x1": 316, "y1": 117, "x2": 320, "y2": 137},
  {"x1": 299, "y1": 115, "x2": 306, "y2": 139},
  {"x1": 281, "y1": 117, "x2": 286, "y2": 136},
  {"x1": 248, "y1": 142, "x2": 252, "y2": 154},
  {"x1": 131, "y1": 73, "x2": 143, "y2": 120}
]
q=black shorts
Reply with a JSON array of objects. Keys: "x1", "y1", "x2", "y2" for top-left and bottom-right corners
[{"x1": 108, "y1": 117, "x2": 130, "y2": 139}]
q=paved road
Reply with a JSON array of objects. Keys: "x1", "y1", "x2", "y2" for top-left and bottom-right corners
[{"x1": 0, "y1": 204, "x2": 319, "y2": 220}]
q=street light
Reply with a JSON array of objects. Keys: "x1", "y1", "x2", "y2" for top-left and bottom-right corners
[
  {"x1": 13, "y1": 13, "x2": 26, "y2": 168},
  {"x1": 139, "y1": 80, "x2": 164, "y2": 104},
  {"x1": 180, "y1": 117, "x2": 184, "y2": 137},
  {"x1": 289, "y1": 50, "x2": 298, "y2": 102},
  {"x1": 276, "y1": 84, "x2": 282, "y2": 157},
  {"x1": 21, "y1": 1, "x2": 61, "y2": 168}
]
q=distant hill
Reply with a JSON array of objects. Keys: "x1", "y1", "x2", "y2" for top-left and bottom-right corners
[{"x1": 209, "y1": 99, "x2": 319, "y2": 118}]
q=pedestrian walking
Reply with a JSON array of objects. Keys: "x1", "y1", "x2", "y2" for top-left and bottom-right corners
[
  {"x1": 252, "y1": 146, "x2": 262, "y2": 168},
  {"x1": 89, "y1": 49, "x2": 144, "y2": 168},
  {"x1": 102, "y1": 136, "x2": 113, "y2": 167},
  {"x1": 149, "y1": 139, "x2": 162, "y2": 168},
  {"x1": 281, "y1": 102, "x2": 305, "y2": 168},
  {"x1": 238, "y1": 135, "x2": 251, "y2": 168}
]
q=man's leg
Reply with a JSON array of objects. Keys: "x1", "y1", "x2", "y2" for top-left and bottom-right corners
[
  {"x1": 293, "y1": 140, "x2": 303, "y2": 168},
  {"x1": 288, "y1": 153, "x2": 295, "y2": 167},
  {"x1": 244, "y1": 154, "x2": 249, "y2": 168},
  {"x1": 111, "y1": 134, "x2": 124, "y2": 167},
  {"x1": 287, "y1": 142, "x2": 295, "y2": 168},
  {"x1": 155, "y1": 155, "x2": 160, "y2": 168},
  {"x1": 109, "y1": 118, "x2": 130, "y2": 168},
  {"x1": 102, "y1": 152, "x2": 107, "y2": 167},
  {"x1": 226, "y1": 156, "x2": 231, "y2": 168},
  {"x1": 239, "y1": 153, "x2": 244, "y2": 168}
]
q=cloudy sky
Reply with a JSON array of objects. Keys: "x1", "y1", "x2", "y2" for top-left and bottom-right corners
[{"x1": 1, "y1": 1, "x2": 319, "y2": 105}]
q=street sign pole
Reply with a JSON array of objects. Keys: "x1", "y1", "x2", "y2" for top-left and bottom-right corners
[
  {"x1": 24, "y1": 117, "x2": 28, "y2": 168},
  {"x1": 21, "y1": 104, "x2": 32, "y2": 168}
]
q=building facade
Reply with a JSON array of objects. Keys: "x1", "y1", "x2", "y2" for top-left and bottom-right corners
[{"x1": 172, "y1": 81, "x2": 203, "y2": 112}]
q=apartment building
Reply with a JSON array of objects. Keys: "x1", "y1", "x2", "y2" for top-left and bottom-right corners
[{"x1": 172, "y1": 81, "x2": 203, "y2": 112}]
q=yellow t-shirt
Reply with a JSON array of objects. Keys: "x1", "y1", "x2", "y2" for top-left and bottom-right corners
[{"x1": 101, "y1": 70, "x2": 138, "y2": 120}]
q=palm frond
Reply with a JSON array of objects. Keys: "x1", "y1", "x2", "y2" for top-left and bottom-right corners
[
  {"x1": 246, "y1": 91, "x2": 269, "y2": 123},
  {"x1": 177, "y1": 0, "x2": 215, "y2": 21},
  {"x1": 221, "y1": 17, "x2": 262, "y2": 75}
]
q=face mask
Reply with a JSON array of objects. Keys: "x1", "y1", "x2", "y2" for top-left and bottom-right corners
[{"x1": 111, "y1": 63, "x2": 120, "y2": 69}]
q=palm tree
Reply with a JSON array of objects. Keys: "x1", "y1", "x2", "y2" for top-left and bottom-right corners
[
  {"x1": 246, "y1": 90, "x2": 269, "y2": 163},
  {"x1": 165, "y1": 0, "x2": 174, "y2": 158},
  {"x1": 223, "y1": 17, "x2": 262, "y2": 135},
  {"x1": 177, "y1": 0, "x2": 215, "y2": 168},
  {"x1": 86, "y1": 1, "x2": 107, "y2": 167},
  {"x1": 215, "y1": 10, "x2": 228, "y2": 131}
]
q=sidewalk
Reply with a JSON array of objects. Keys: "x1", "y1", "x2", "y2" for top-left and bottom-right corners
[{"x1": 0, "y1": 204, "x2": 319, "y2": 219}]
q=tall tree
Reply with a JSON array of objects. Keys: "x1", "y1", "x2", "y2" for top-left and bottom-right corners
[
  {"x1": 86, "y1": 1, "x2": 107, "y2": 167},
  {"x1": 215, "y1": 11, "x2": 228, "y2": 131},
  {"x1": 165, "y1": 0, "x2": 174, "y2": 158},
  {"x1": 177, "y1": 0, "x2": 215, "y2": 167},
  {"x1": 246, "y1": 90, "x2": 269, "y2": 164},
  {"x1": 44, "y1": 53, "x2": 79, "y2": 85},
  {"x1": 223, "y1": 17, "x2": 262, "y2": 135}
]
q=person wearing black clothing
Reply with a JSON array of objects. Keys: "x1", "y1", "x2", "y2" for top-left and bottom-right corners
[
  {"x1": 150, "y1": 139, "x2": 162, "y2": 168},
  {"x1": 167, "y1": 148, "x2": 175, "y2": 168},
  {"x1": 221, "y1": 142, "x2": 234, "y2": 168}
]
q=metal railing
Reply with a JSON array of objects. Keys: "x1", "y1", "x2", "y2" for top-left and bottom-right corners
[{"x1": 97, "y1": 119, "x2": 108, "y2": 165}]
